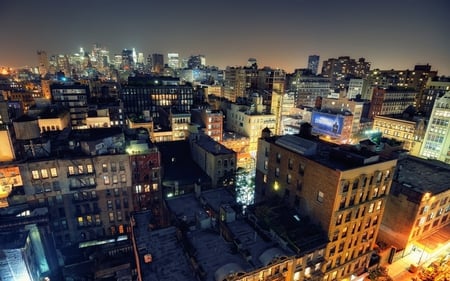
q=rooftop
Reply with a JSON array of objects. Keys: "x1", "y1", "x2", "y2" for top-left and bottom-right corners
[
  {"x1": 133, "y1": 211, "x2": 195, "y2": 281},
  {"x1": 166, "y1": 190, "x2": 288, "y2": 281},
  {"x1": 268, "y1": 134, "x2": 393, "y2": 171},
  {"x1": 395, "y1": 156, "x2": 450, "y2": 196},
  {"x1": 193, "y1": 134, "x2": 235, "y2": 156}
]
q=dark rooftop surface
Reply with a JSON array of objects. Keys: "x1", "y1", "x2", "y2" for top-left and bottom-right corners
[
  {"x1": 193, "y1": 134, "x2": 235, "y2": 156},
  {"x1": 268, "y1": 134, "x2": 396, "y2": 171},
  {"x1": 249, "y1": 202, "x2": 329, "y2": 255},
  {"x1": 395, "y1": 155, "x2": 450, "y2": 195},
  {"x1": 133, "y1": 211, "x2": 195, "y2": 281},
  {"x1": 166, "y1": 190, "x2": 294, "y2": 281},
  {"x1": 0, "y1": 229, "x2": 29, "y2": 249}
]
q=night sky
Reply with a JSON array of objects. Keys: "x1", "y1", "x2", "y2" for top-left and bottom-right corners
[{"x1": 1, "y1": 0, "x2": 449, "y2": 74}]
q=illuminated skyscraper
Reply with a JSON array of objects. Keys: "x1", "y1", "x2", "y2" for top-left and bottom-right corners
[
  {"x1": 167, "y1": 53, "x2": 179, "y2": 69},
  {"x1": 151, "y1": 53, "x2": 164, "y2": 73},
  {"x1": 307, "y1": 54, "x2": 320, "y2": 75},
  {"x1": 37, "y1": 50, "x2": 49, "y2": 76}
]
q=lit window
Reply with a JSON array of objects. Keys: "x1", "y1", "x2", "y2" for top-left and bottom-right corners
[
  {"x1": 86, "y1": 164, "x2": 93, "y2": 173},
  {"x1": 78, "y1": 165, "x2": 84, "y2": 174},
  {"x1": 32, "y1": 170, "x2": 40, "y2": 180},
  {"x1": 68, "y1": 166, "x2": 75, "y2": 175},
  {"x1": 104, "y1": 176, "x2": 110, "y2": 185},
  {"x1": 50, "y1": 168, "x2": 58, "y2": 177},
  {"x1": 317, "y1": 191, "x2": 324, "y2": 203},
  {"x1": 41, "y1": 169, "x2": 49, "y2": 179}
]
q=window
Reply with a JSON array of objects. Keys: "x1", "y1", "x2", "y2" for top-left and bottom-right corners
[
  {"x1": 41, "y1": 169, "x2": 49, "y2": 179},
  {"x1": 107, "y1": 200, "x2": 113, "y2": 210},
  {"x1": 286, "y1": 174, "x2": 292, "y2": 184},
  {"x1": 50, "y1": 168, "x2": 58, "y2": 177},
  {"x1": 68, "y1": 166, "x2": 75, "y2": 175},
  {"x1": 119, "y1": 161, "x2": 125, "y2": 171},
  {"x1": 32, "y1": 170, "x2": 40, "y2": 180},
  {"x1": 102, "y1": 163, "x2": 108, "y2": 173},
  {"x1": 342, "y1": 181, "x2": 349, "y2": 193},
  {"x1": 299, "y1": 163, "x2": 305, "y2": 175},
  {"x1": 111, "y1": 162, "x2": 117, "y2": 172},
  {"x1": 86, "y1": 164, "x2": 93, "y2": 173},
  {"x1": 120, "y1": 174, "x2": 127, "y2": 183},
  {"x1": 368, "y1": 203, "x2": 374, "y2": 213},
  {"x1": 376, "y1": 200, "x2": 382, "y2": 210},
  {"x1": 112, "y1": 175, "x2": 118, "y2": 184},
  {"x1": 317, "y1": 191, "x2": 324, "y2": 203},
  {"x1": 104, "y1": 176, "x2": 110, "y2": 185},
  {"x1": 276, "y1": 153, "x2": 281, "y2": 163},
  {"x1": 288, "y1": 158, "x2": 293, "y2": 170},
  {"x1": 78, "y1": 165, "x2": 84, "y2": 174},
  {"x1": 275, "y1": 167, "x2": 280, "y2": 177},
  {"x1": 109, "y1": 212, "x2": 114, "y2": 222}
]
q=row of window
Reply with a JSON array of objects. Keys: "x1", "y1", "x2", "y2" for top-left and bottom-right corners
[
  {"x1": 336, "y1": 202, "x2": 382, "y2": 226},
  {"x1": 32, "y1": 168, "x2": 58, "y2": 180}
]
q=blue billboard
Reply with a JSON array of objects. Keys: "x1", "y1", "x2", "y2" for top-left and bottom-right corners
[{"x1": 311, "y1": 111, "x2": 344, "y2": 137}]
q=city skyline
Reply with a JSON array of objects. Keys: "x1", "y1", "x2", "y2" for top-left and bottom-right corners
[{"x1": 1, "y1": 0, "x2": 449, "y2": 75}]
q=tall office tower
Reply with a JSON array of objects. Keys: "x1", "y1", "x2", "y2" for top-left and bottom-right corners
[
  {"x1": 132, "y1": 48, "x2": 137, "y2": 65},
  {"x1": 121, "y1": 76, "x2": 194, "y2": 123},
  {"x1": 321, "y1": 56, "x2": 370, "y2": 89},
  {"x1": 223, "y1": 67, "x2": 246, "y2": 102},
  {"x1": 369, "y1": 87, "x2": 417, "y2": 120},
  {"x1": 420, "y1": 90, "x2": 450, "y2": 163},
  {"x1": 121, "y1": 49, "x2": 134, "y2": 70},
  {"x1": 307, "y1": 55, "x2": 320, "y2": 75},
  {"x1": 417, "y1": 77, "x2": 450, "y2": 117},
  {"x1": 257, "y1": 67, "x2": 286, "y2": 112},
  {"x1": 151, "y1": 53, "x2": 164, "y2": 74},
  {"x1": 187, "y1": 55, "x2": 205, "y2": 69},
  {"x1": 113, "y1": 54, "x2": 122, "y2": 69},
  {"x1": 167, "y1": 53, "x2": 180, "y2": 69},
  {"x1": 256, "y1": 134, "x2": 398, "y2": 281},
  {"x1": 137, "y1": 52, "x2": 144, "y2": 64},
  {"x1": 288, "y1": 69, "x2": 332, "y2": 108},
  {"x1": 51, "y1": 83, "x2": 90, "y2": 128},
  {"x1": 37, "y1": 50, "x2": 50, "y2": 77}
]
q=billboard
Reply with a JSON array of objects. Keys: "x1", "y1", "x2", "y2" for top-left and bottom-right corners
[{"x1": 311, "y1": 111, "x2": 344, "y2": 137}]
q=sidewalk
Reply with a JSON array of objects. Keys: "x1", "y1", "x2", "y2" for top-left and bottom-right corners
[{"x1": 385, "y1": 253, "x2": 419, "y2": 281}]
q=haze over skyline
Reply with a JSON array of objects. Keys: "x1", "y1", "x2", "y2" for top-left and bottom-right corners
[{"x1": 1, "y1": 0, "x2": 449, "y2": 74}]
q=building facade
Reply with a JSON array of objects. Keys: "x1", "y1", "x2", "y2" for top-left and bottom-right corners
[{"x1": 256, "y1": 135, "x2": 398, "y2": 281}]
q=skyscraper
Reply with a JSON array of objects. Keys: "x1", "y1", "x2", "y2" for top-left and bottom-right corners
[
  {"x1": 37, "y1": 50, "x2": 49, "y2": 76},
  {"x1": 151, "y1": 53, "x2": 164, "y2": 74},
  {"x1": 167, "y1": 53, "x2": 179, "y2": 69},
  {"x1": 307, "y1": 55, "x2": 320, "y2": 75}
]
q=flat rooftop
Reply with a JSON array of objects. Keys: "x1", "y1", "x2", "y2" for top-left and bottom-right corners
[
  {"x1": 133, "y1": 211, "x2": 195, "y2": 281},
  {"x1": 268, "y1": 134, "x2": 395, "y2": 171},
  {"x1": 395, "y1": 156, "x2": 450, "y2": 195},
  {"x1": 166, "y1": 191, "x2": 289, "y2": 281}
]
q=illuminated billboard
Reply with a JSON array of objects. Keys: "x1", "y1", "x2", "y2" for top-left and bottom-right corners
[{"x1": 311, "y1": 111, "x2": 344, "y2": 137}]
